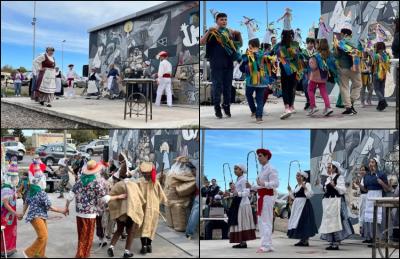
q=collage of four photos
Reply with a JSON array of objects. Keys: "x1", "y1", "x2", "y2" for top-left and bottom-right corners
[{"x1": 1, "y1": 0, "x2": 399, "y2": 258}]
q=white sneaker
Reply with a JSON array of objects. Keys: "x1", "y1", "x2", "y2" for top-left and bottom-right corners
[
  {"x1": 307, "y1": 107, "x2": 319, "y2": 116},
  {"x1": 290, "y1": 108, "x2": 296, "y2": 114},
  {"x1": 323, "y1": 107, "x2": 333, "y2": 116},
  {"x1": 280, "y1": 110, "x2": 291, "y2": 120}
]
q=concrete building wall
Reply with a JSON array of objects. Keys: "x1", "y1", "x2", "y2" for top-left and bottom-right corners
[
  {"x1": 88, "y1": 1, "x2": 199, "y2": 105},
  {"x1": 109, "y1": 129, "x2": 199, "y2": 172}
]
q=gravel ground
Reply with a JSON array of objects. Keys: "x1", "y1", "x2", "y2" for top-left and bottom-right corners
[{"x1": 1, "y1": 102, "x2": 96, "y2": 129}]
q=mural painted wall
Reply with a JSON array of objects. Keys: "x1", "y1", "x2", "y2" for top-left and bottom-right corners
[
  {"x1": 89, "y1": 1, "x2": 199, "y2": 105},
  {"x1": 309, "y1": 129, "x2": 399, "y2": 228},
  {"x1": 109, "y1": 129, "x2": 199, "y2": 173},
  {"x1": 320, "y1": 1, "x2": 399, "y2": 98}
]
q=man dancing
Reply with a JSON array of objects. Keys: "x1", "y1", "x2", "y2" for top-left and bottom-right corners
[
  {"x1": 200, "y1": 9, "x2": 242, "y2": 119},
  {"x1": 252, "y1": 148, "x2": 279, "y2": 253}
]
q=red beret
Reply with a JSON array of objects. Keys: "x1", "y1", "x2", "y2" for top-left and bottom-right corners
[
  {"x1": 158, "y1": 51, "x2": 168, "y2": 57},
  {"x1": 256, "y1": 148, "x2": 272, "y2": 160}
]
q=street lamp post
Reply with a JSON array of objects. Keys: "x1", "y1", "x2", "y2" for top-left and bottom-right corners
[
  {"x1": 32, "y1": 1, "x2": 36, "y2": 60},
  {"x1": 61, "y1": 40, "x2": 66, "y2": 73}
]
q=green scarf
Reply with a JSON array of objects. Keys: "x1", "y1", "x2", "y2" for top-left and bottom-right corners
[
  {"x1": 1, "y1": 183, "x2": 13, "y2": 189},
  {"x1": 29, "y1": 184, "x2": 42, "y2": 198},
  {"x1": 81, "y1": 174, "x2": 96, "y2": 187}
]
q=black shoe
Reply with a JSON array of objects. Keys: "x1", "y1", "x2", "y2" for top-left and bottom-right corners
[
  {"x1": 123, "y1": 252, "x2": 134, "y2": 258},
  {"x1": 40, "y1": 101, "x2": 44, "y2": 106},
  {"x1": 222, "y1": 104, "x2": 231, "y2": 118},
  {"x1": 368, "y1": 244, "x2": 374, "y2": 248},
  {"x1": 295, "y1": 241, "x2": 309, "y2": 247},
  {"x1": 140, "y1": 246, "x2": 147, "y2": 254},
  {"x1": 99, "y1": 241, "x2": 107, "y2": 247},
  {"x1": 326, "y1": 246, "x2": 339, "y2": 250},
  {"x1": 232, "y1": 243, "x2": 247, "y2": 248},
  {"x1": 214, "y1": 105, "x2": 223, "y2": 119},
  {"x1": 304, "y1": 103, "x2": 310, "y2": 111},
  {"x1": 107, "y1": 247, "x2": 114, "y2": 257},
  {"x1": 351, "y1": 105, "x2": 357, "y2": 114},
  {"x1": 121, "y1": 234, "x2": 127, "y2": 240},
  {"x1": 342, "y1": 108, "x2": 354, "y2": 115},
  {"x1": 147, "y1": 245, "x2": 152, "y2": 253},
  {"x1": 362, "y1": 239, "x2": 372, "y2": 244}
]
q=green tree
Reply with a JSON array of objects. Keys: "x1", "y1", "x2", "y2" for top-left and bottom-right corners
[
  {"x1": 19, "y1": 67, "x2": 28, "y2": 73},
  {"x1": 1, "y1": 65, "x2": 14, "y2": 73},
  {"x1": 12, "y1": 129, "x2": 26, "y2": 143},
  {"x1": 1, "y1": 129, "x2": 11, "y2": 137},
  {"x1": 70, "y1": 130, "x2": 97, "y2": 145}
]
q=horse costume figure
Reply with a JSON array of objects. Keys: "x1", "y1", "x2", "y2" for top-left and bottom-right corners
[
  {"x1": 241, "y1": 16, "x2": 259, "y2": 41},
  {"x1": 263, "y1": 22, "x2": 278, "y2": 44}
]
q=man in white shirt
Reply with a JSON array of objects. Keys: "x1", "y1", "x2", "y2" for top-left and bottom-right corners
[
  {"x1": 66, "y1": 64, "x2": 80, "y2": 98},
  {"x1": 253, "y1": 148, "x2": 279, "y2": 253},
  {"x1": 156, "y1": 51, "x2": 173, "y2": 107}
]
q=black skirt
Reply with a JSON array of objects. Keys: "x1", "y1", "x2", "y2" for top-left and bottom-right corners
[{"x1": 287, "y1": 199, "x2": 318, "y2": 239}]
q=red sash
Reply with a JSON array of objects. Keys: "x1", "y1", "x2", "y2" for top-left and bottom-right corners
[
  {"x1": 162, "y1": 73, "x2": 171, "y2": 78},
  {"x1": 257, "y1": 188, "x2": 274, "y2": 216},
  {"x1": 67, "y1": 78, "x2": 74, "y2": 87}
]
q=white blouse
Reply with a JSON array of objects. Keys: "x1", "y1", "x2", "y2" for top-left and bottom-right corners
[
  {"x1": 323, "y1": 173, "x2": 346, "y2": 195},
  {"x1": 289, "y1": 182, "x2": 313, "y2": 199}
]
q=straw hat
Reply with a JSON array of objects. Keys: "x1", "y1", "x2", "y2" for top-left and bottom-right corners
[
  {"x1": 140, "y1": 161, "x2": 153, "y2": 173},
  {"x1": 82, "y1": 160, "x2": 102, "y2": 175}
]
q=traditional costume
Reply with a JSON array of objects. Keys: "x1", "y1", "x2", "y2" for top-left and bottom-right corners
[
  {"x1": 287, "y1": 171, "x2": 318, "y2": 246},
  {"x1": 67, "y1": 160, "x2": 107, "y2": 258},
  {"x1": 87, "y1": 68, "x2": 102, "y2": 97},
  {"x1": 28, "y1": 156, "x2": 47, "y2": 191},
  {"x1": 156, "y1": 51, "x2": 173, "y2": 107},
  {"x1": 228, "y1": 164, "x2": 256, "y2": 248},
  {"x1": 372, "y1": 46, "x2": 390, "y2": 111},
  {"x1": 136, "y1": 162, "x2": 167, "y2": 254},
  {"x1": 66, "y1": 64, "x2": 79, "y2": 98},
  {"x1": 263, "y1": 22, "x2": 277, "y2": 44},
  {"x1": 55, "y1": 68, "x2": 64, "y2": 97},
  {"x1": 358, "y1": 173, "x2": 368, "y2": 240},
  {"x1": 319, "y1": 161, "x2": 354, "y2": 250},
  {"x1": 253, "y1": 149, "x2": 278, "y2": 253},
  {"x1": 33, "y1": 47, "x2": 56, "y2": 106},
  {"x1": 0, "y1": 161, "x2": 19, "y2": 257},
  {"x1": 362, "y1": 159, "x2": 388, "y2": 242},
  {"x1": 317, "y1": 16, "x2": 331, "y2": 39},
  {"x1": 107, "y1": 66, "x2": 120, "y2": 99},
  {"x1": 164, "y1": 157, "x2": 196, "y2": 232}
]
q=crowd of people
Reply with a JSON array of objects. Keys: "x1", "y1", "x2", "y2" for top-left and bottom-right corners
[
  {"x1": 20, "y1": 47, "x2": 174, "y2": 108},
  {"x1": 201, "y1": 148, "x2": 399, "y2": 253},
  {"x1": 200, "y1": 8, "x2": 399, "y2": 123},
  {"x1": 1, "y1": 150, "x2": 199, "y2": 258}
]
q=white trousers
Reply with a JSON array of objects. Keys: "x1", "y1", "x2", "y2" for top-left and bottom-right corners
[
  {"x1": 258, "y1": 195, "x2": 275, "y2": 250},
  {"x1": 156, "y1": 78, "x2": 172, "y2": 107},
  {"x1": 66, "y1": 79, "x2": 75, "y2": 98}
]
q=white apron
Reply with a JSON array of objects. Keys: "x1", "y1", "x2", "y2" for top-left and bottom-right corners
[
  {"x1": 359, "y1": 193, "x2": 367, "y2": 225},
  {"x1": 39, "y1": 69, "x2": 56, "y2": 93},
  {"x1": 319, "y1": 197, "x2": 342, "y2": 234},
  {"x1": 287, "y1": 197, "x2": 307, "y2": 230},
  {"x1": 87, "y1": 80, "x2": 98, "y2": 94},
  {"x1": 365, "y1": 190, "x2": 383, "y2": 224},
  {"x1": 107, "y1": 77, "x2": 114, "y2": 90},
  {"x1": 55, "y1": 77, "x2": 62, "y2": 93}
]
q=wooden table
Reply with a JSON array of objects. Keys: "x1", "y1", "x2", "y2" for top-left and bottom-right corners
[
  {"x1": 123, "y1": 78, "x2": 155, "y2": 122},
  {"x1": 369, "y1": 197, "x2": 399, "y2": 258}
]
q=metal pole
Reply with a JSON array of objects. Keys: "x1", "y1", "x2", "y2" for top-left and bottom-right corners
[
  {"x1": 266, "y1": 1, "x2": 269, "y2": 27},
  {"x1": 63, "y1": 130, "x2": 67, "y2": 157},
  {"x1": 246, "y1": 151, "x2": 259, "y2": 182},
  {"x1": 202, "y1": 1, "x2": 207, "y2": 82},
  {"x1": 32, "y1": 1, "x2": 36, "y2": 60},
  {"x1": 62, "y1": 40, "x2": 66, "y2": 73},
  {"x1": 223, "y1": 163, "x2": 233, "y2": 184},
  {"x1": 200, "y1": 129, "x2": 205, "y2": 218}
]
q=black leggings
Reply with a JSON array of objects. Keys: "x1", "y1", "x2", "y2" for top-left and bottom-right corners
[
  {"x1": 280, "y1": 64, "x2": 297, "y2": 106},
  {"x1": 111, "y1": 217, "x2": 135, "y2": 250}
]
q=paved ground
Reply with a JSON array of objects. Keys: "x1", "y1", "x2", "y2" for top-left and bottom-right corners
[
  {"x1": 1, "y1": 96, "x2": 199, "y2": 129},
  {"x1": 200, "y1": 95, "x2": 397, "y2": 129},
  {"x1": 199, "y1": 230, "x2": 398, "y2": 258},
  {"x1": 11, "y1": 193, "x2": 199, "y2": 258},
  {"x1": 1, "y1": 102, "x2": 96, "y2": 129}
]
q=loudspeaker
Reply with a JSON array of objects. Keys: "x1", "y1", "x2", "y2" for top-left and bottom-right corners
[
  {"x1": 102, "y1": 145, "x2": 109, "y2": 162},
  {"x1": 82, "y1": 65, "x2": 89, "y2": 77}
]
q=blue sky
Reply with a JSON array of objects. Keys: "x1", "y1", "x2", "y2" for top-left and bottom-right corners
[
  {"x1": 200, "y1": 1, "x2": 321, "y2": 50},
  {"x1": 1, "y1": 1, "x2": 165, "y2": 76},
  {"x1": 203, "y1": 130, "x2": 310, "y2": 194}
]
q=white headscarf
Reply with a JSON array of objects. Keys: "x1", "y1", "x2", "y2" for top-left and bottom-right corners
[
  {"x1": 235, "y1": 164, "x2": 247, "y2": 174},
  {"x1": 298, "y1": 171, "x2": 308, "y2": 179}
]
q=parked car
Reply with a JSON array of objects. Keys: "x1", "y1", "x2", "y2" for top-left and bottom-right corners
[
  {"x1": 80, "y1": 139, "x2": 108, "y2": 155},
  {"x1": 5, "y1": 148, "x2": 23, "y2": 161},
  {"x1": 2, "y1": 141, "x2": 26, "y2": 157},
  {"x1": 36, "y1": 143, "x2": 90, "y2": 166}
]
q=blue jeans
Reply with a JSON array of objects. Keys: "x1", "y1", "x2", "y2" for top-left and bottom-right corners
[
  {"x1": 211, "y1": 67, "x2": 233, "y2": 107},
  {"x1": 185, "y1": 196, "x2": 199, "y2": 237},
  {"x1": 245, "y1": 86, "x2": 265, "y2": 118},
  {"x1": 373, "y1": 78, "x2": 386, "y2": 101},
  {"x1": 14, "y1": 82, "x2": 21, "y2": 95}
]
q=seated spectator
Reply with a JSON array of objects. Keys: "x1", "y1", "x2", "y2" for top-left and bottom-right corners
[{"x1": 205, "y1": 195, "x2": 229, "y2": 240}]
